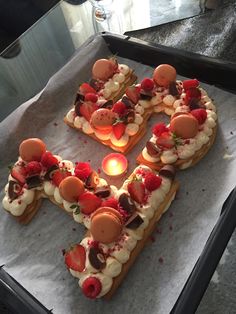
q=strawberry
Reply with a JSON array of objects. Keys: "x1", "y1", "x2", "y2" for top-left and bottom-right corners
[
  {"x1": 183, "y1": 79, "x2": 199, "y2": 90},
  {"x1": 112, "y1": 122, "x2": 126, "y2": 140},
  {"x1": 144, "y1": 173, "x2": 162, "y2": 191},
  {"x1": 79, "y1": 102, "x2": 98, "y2": 121},
  {"x1": 112, "y1": 101, "x2": 127, "y2": 116},
  {"x1": 52, "y1": 169, "x2": 71, "y2": 186},
  {"x1": 84, "y1": 93, "x2": 98, "y2": 103},
  {"x1": 185, "y1": 87, "x2": 201, "y2": 105},
  {"x1": 74, "y1": 162, "x2": 92, "y2": 181},
  {"x1": 141, "y1": 78, "x2": 155, "y2": 91},
  {"x1": 25, "y1": 161, "x2": 42, "y2": 177},
  {"x1": 78, "y1": 191, "x2": 102, "y2": 215},
  {"x1": 127, "y1": 180, "x2": 146, "y2": 204},
  {"x1": 64, "y1": 244, "x2": 86, "y2": 272},
  {"x1": 11, "y1": 165, "x2": 26, "y2": 185},
  {"x1": 82, "y1": 276, "x2": 102, "y2": 299},
  {"x1": 125, "y1": 85, "x2": 140, "y2": 104},
  {"x1": 156, "y1": 132, "x2": 175, "y2": 149},
  {"x1": 101, "y1": 197, "x2": 118, "y2": 209},
  {"x1": 152, "y1": 122, "x2": 169, "y2": 137},
  {"x1": 41, "y1": 152, "x2": 59, "y2": 169},
  {"x1": 190, "y1": 109, "x2": 207, "y2": 125},
  {"x1": 79, "y1": 83, "x2": 96, "y2": 95}
]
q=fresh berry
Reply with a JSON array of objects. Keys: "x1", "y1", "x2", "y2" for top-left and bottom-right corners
[
  {"x1": 127, "y1": 180, "x2": 146, "y2": 204},
  {"x1": 112, "y1": 101, "x2": 127, "y2": 116},
  {"x1": 183, "y1": 79, "x2": 199, "y2": 90},
  {"x1": 41, "y1": 152, "x2": 59, "y2": 169},
  {"x1": 141, "y1": 78, "x2": 155, "y2": 91},
  {"x1": 79, "y1": 83, "x2": 96, "y2": 95},
  {"x1": 11, "y1": 165, "x2": 27, "y2": 185},
  {"x1": 84, "y1": 93, "x2": 98, "y2": 103},
  {"x1": 64, "y1": 244, "x2": 86, "y2": 272},
  {"x1": 78, "y1": 191, "x2": 102, "y2": 215},
  {"x1": 101, "y1": 197, "x2": 118, "y2": 209},
  {"x1": 185, "y1": 87, "x2": 201, "y2": 105},
  {"x1": 82, "y1": 276, "x2": 102, "y2": 299},
  {"x1": 152, "y1": 122, "x2": 169, "y2": 137},
  {"x1": 144, "y1": 173, "x2": 162, "y2": 191},
  {"x1": 79, "y1": 102, "x2": 98, "y2": 121},
  {"x1": 190, "y1": 109, "x2": 207, "y2": 125},
  {"x1": 125, "y1": 85, "x2": 140, "y2": 104},
  {"x1": 52, "y1": 169, "x2": 71, "y2": 187},
  {"x1": 112, "y1": 122, "x2": 126, "y2": 140},
  {"x1": 25, "y1": 161, "x2": 42, "y2": 176},
  {"x1": 74, "y1": 162, "x2": 92, "y2": 181},
  {"x1": 156, "y1": 132, "x2": 175, "y2": 149}
]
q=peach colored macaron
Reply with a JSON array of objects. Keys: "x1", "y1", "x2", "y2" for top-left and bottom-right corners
[
  {"x1": 153, "y1": 64, "x2": 177, "y2": 87},
  {"x1": 92, "y1": 59, "x2": 115, "y2": 81},
  {"x1": 90, "y1": 108, "x2": 116, "y2": 134},
  {"x1": 170, "y1": 113, "x2": 199, "y2": 139},
  {"x1": 59, "y1": 176, "x2": 84, "y2": 203},
  {"x1": 19, "y1": 138, "x2": 46, "y2": 162},
  {"x1": 90, "y1": 207, "x2": 123, "y2": 244}
]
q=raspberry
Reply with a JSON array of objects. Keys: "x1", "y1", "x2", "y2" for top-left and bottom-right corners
[
  {"x1": 102, "y1": 197, "x2": 118, "y2": 209},
  {"x1": 183, "y1": 79, "x2": 199, "y2": 90},
  {"x1": 82, "y1": 276, "x2": 102, "y2": 299},
  {"x1": 152, "y1": 123, "x2": 169, "y2": 137},
  {"x1": 25, "y1": 161, "x2": 42, "y2": 176},
  {"x1": 112, "y1": 101, "x2": 127, "y2": 116},
  {"x1": 40, "y1": 152, "x2": 59, "y2": 169},
  {"x1": 190, "y1": 109, "x2": 207, "y2": 125},
  {"x1": 74, "y1": 162, "x2": 92, "y2": 181},
  {"x1": 144, "y1": 173, "x2": 162, "y2": 191},
  {"x1": 84, "y1": 93, "x2": 98, "y2": 103},
  {"x1": 141, "y1": 78, "x2": 155, "y2": 91}
]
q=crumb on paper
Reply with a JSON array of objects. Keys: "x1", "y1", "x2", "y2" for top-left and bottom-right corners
[
  {"x1": 223, "y1": 153, "x2": 234, "y2": 160},
  {"x1": 169, "y1": 225, "x2": 173, "y2": 231},
  {"x1": 53, "y1": 122, "x2": 58, "y2": 126},
  {"x1": 158, "y1": 257, "x2": 164, "y2": 264},
  {"x1": 72, "y1": 227, "x2": 76, "y2": 231},
  {"x1": 156, "y1": 227, "x2": 162, "y2": 234}
]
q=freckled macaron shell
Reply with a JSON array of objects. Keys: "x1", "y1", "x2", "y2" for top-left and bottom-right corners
[
  {"x1": 90, "y1": 207, "x2": 123, "y2": 244},
  {"x1": 170, "y1": 113, "x2": 199, "y2": 139},
  {"x1": 153, "y1": 64, "x2": 177, "y2": 87},
  {"x1": 92, "y1": 59, "x2": 115, "y2": 81},
  {"x1": 19, "y1": 138, "x2": 46, "y2": 162},
  {"x1": 59, "y1": 176, "x2": 84, "y2": 203},
  {"x1": 90, "y1": 108, "x2": 116, "y2": 134}
]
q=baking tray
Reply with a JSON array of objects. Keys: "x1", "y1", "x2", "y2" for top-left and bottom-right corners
[{"x1": 1, "y1": 32, "x2": 236, "y2": 313}]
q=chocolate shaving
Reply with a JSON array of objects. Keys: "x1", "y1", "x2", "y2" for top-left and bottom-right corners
[
  {"x1": 89, "y1": 78, "x2": 101, "y2": 91},
  {"x1": 26, "y1": 175, "x2": 42, "y2": 189},
  {"x1": 159, "y1": 165, "x2": 176, "y2": 180},
  {"x1": 125, "y1": 213, "x2": 144, "y2": 229},
  {"x1": 74, "y1": 101, "x2": 83, "y2": 117},
  {"x1": 8, "y1": 180, "x2": 22, "y2": 201},
  {"x1": 94, "y1": 186, "x2": 111, "y2": 198},
  {"x1": 88, "y1": 247, "x2": 106, "y2": 270},
  {"x1": 85, "y1": 171, "x2": 99, "y2": 190},
  {"x1": 101, "y1": 100, "x2": 113, "y2": 109},
  {"x1": 140, "y1": 90, "x2": 153, "y2": 100},
  {"x1": 122, "y1": 96, "x2": 135, "y2": 108},
  {"x1": 44, "y1": 164, "x2": 59, "y2": 181},
  {"x1": 169, "y1": 81, "x2": 179, "y2": 96},
  {"x1": 146, "y1": 141, "x2": 161, "y2": 157},
  {"x1": 119, "y1": 193, "x2": 136, "y2": 214},
  {"x1": 126, "y1": 110, "x2": 135, "y2": 123},
  {"x1": 188, "y1": 98, "x2": 206, "y2": 111}
]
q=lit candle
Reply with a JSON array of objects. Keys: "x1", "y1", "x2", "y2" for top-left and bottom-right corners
[{"x1": 102, "y1": 153, "x2": 128, "y2": 176}]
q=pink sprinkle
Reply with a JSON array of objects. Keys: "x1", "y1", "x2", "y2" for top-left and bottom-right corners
[
  {"x1": 158, "y1": 257, "x2": 164, "y2": 264},
  {"x1": 88, "y1": 159, "x2": 91, "y2": 162},
  {"x1": 169, "y1": 225, "x2": 173, "y2": 231},
  {"x1": 156, "y1": 228, "x2": 162, "y2": 234},
  {"x1": 97, "y1": 168, "x2": 101, "y2": 174},
  {"x1": 150, "y1": 236, "x2": 155, "y2": 243},
  {"x1": 83, "y1": 140, "x2": 87, "y2": 144},
  {"x1": 169, "y1": 212, "x2": 173, "y2": 218},
  {"x1": 53, "y1": 122, "x2": 58, "y2": 126},
  {"x1": 18, "y1": 200, "x2": 22, "y2": 204}
]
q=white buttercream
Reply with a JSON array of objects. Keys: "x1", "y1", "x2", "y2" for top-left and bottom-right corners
[
  {"x1": 66, "y1": 109, "x2": 75, "y2": 123},
  {"x1": 125, "y1": 123, "x2": 139, "y2": 136},
  {"x1": 110, "y1": 132, "x2": 129, "y2": 147},
  {"x1": 102, "y1": 257, "x2": 122, "y2": 277}
]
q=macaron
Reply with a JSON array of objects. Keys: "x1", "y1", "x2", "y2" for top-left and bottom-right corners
[
  {"x1": 92, "y1": 59, "x2": 115, "y2": 81},
  {"x1": 90, "y1": 108, "x2": 116, "y2": 134},
  {"x1": 19, "y1": 138, "x2": 46, "y2": 162},
  {"x1": 90, "y1": 207, "x2": 123, "y2": 244},
  {"x1": 170, "y1": 113, "x2": 199, "y2": 139},
  {"x1": 153, "y1": 64, "x2": 177, "y2": 87},
  {"x1": 59, "y1": 176, "x2": 84, "y2": 203}
]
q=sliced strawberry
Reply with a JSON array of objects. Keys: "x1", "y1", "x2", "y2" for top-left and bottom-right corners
[
  {"x1": 78, "y1": 191, "x2": 102, "y2": 215},
  {"x1": 79, "y1": 83, "x2": 96, "y2": 95},
  {"x1": 127, "y1": 180, "x2": 146, "y2": 204},
  {"x1": 156, "y1": 132, "x2": 175, "y2": 149},
  {"x1": 11, "y1": 165, "x2": 26, "y2": 185},
  {"x1": 152, "y1": 122, "x2": 169, "y2": 137},
  {"x1": 125, "y1": 85, "x2": 140, "y2": 104},
  {"x1": 112, "y1": 122, "x2": 126, "y2": 140},
  {"x1": 52, "y1": 169, "x2": 71, "y2": 186},
  {"x1": 64, "y1": 244, "x2": 86, "y2": 272},
  {"x1": 79, "y1": 102, "x2": 98, "y2": 121},
  {"x1": 183, "y1": 79, "x2": 199, "y2": 90},
  {"x1": 84, "y1": 93, "x2": 98, "y2": 103}
]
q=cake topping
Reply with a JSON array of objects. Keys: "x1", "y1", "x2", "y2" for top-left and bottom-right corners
[
  {"x1": 84, "y1": 93, "x2": 98, "y2": 103},
  {"x1": 169, "y1": 81, "x2": 179, "y2": 96},
  {"x1": 90, "y1": 108, "x2": 116, "y2": 133},
  {"x1": 141, "y1": 78, "x2": 155, "y2": 91},
  {"x1": 11, "y1": 164, "x2": 26, "y2": 185},
  {"x1": 118, "y1": 193, "x2": 136, "y2": 215},
  {"x1": 153, "y1": 64, "x2": 177, "y2": 87},
  {"x1": 159, "y1": 165, "x2": 176, "y2": 180},
  {"x1": 82, "y1": 276, "x2": 102, "y2": 299},
  {"x1": 26, "y1": 175, "x2": 42, "y2": 189},
  {"x1": 112, "y1": 122, "x2": 126, "y2": 140},
  {"x1": 59, "y1": 176, "x2": 84, "y2": 203},
  {"x1": 8, "y1": 181, "x2": 22, "y2": 201},
  {"x1": 44, "y1": 164, "x2": 59, "y2": 181},
  {"x1": 170, "y1": 113, "x2": 199, "y2": 139},
  {"x1": 127, "y1": 180, "x2": 146, "y2": 204},
  {"x1": 112, "y1": 101, "x2": 127, "y2": 116},
  {"x1": 52, "y1": 169, "x2": 71, "y2": 187},
  {"x1": 85, "y1": 171, "x2": 99, "y2": 190},
  {"x1": 190, "y1": 109, "x2": 207, "y2": 125},
  {"x1": 92, "y1": 58, "x2": 116, "y2": 81},
  {"x1": 78, "y1": 191, "x2": 102, "y2": 215},
  {"x1": 182, "y1": 79, "x2": 199, "y2": 90},
  {"x1": 152, "y1": 123, "x2": 169, "y2": 137},
  {"x1": 101, "y1": 197, "x2": 118, "y2": 209},
  {"x1": 156, "y1": 132, "x2": 175, "y2": 149},
  {"x1": 79, "y1": 83, "x2": 96, "y2": 95},
  {"x1": 146, "y1": 141, "x2": 161, "y2": 157},
  {"x1": 94, "y1": 186, "x2": 111, "y2": 198},
  {"x1": 125, "y1": 213, "x2": 144, "y2": 229},
  {"x1": 74, "y1": 162, "x2": 92, "y2": 181},
  {"x1": 41, "y1": 151, "x2": 59, "y2": 169},
  {"x1": 100, "y1": 100, "x2": 113, "y2": 109},
  {"x1": 64, "y1": 244, "x2": 86, "y2": 272},
  {"x1": 121, "y1": 96, "x2": 135, "y2": 109},
  {"x1": 125, "y1": 85, "x2": 140, "y2": 104},
  {"x1": 79, "y1": 101, "x2": 98, "y2": 122},
  {"x1": 88, "y1": 246, "x2": 106, "y2": 270},
  {"x1": 144, "y1": 173, "x2": 162, "y2": 191},
  {"x1": 25, "y1": 161, "x2": 42, "y2": 177},
  {"x1": 19, "y1": 138, "x2": 46, "y2": 162}
]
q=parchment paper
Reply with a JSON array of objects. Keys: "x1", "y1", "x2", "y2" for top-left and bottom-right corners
[{"x1": 0, "y1": 35, "x2": 236, "y2": 314}]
